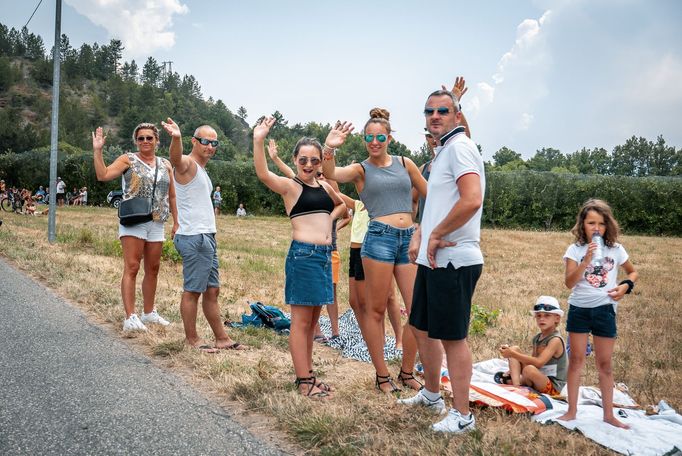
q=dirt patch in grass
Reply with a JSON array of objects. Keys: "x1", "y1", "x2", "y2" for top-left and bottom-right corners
[{"x1": 1, "y1": 207, "x2": 679, "y2": 455}]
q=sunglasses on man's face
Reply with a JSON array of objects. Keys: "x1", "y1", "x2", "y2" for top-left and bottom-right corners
[
  {"x1": 364, "y1": 134, "x2": 388, "y2": 143},
  {"x1": 136, "y1": 136, "x2": 155, "y2": 142},
  {"x1": 423, "y1": 107, "x2": 451, "y2": 116},
  {"x1": 533, "y1": 303, "x2": 558, "y2": 312},
  {"x1": 194, "y1": 136, "x2": 219, "y2": 147},
  {"x1": 298, "y1": 156, "x2": 321, "y2": 166}
]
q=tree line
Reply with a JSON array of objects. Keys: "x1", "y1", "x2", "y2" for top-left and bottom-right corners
[{"x1": 0, "y1": 22, "x2": 680, "y2": 234}]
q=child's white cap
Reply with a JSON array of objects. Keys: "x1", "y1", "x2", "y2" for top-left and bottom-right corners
[{"x1": 531, "y1": 296, "x2": 564, "y2": 316}]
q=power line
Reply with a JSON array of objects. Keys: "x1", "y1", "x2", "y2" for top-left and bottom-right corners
[{"x1": 24, "y1": 0, "x2": 45, "y2": 29}]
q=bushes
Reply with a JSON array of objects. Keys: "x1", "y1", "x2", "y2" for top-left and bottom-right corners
[
  {"x1": 2, "y1": 150, "x2": 680, "y2": 235},
  {"x1": 484, "y1": 171, "x2": 682, "y2": 235}
]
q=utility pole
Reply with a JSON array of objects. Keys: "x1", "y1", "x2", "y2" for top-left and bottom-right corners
[
  {"x1": 162, "y1": 61, "x2": 173, "y2": 78},
  {"x1": 47, "y1": 0, "x2": 61, "y2": 243}
]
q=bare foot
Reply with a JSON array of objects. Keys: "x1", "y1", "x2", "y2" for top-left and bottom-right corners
[
  {"x1": 604, "y1": 416, "x2": 630, "y2": 429},
  {"x1": 556, "y1": 412, "x2": 576, "y2": 422}
]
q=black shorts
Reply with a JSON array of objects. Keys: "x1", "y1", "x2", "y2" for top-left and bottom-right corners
[
  {"x1": 410, "y1": 263, "x2": 482, "y2": 340},
  {"x1": 348, "y1": 247, "x2": 365, "y2": 281},
  {"x1": 566, "y1": 304, "x2": 617, "y2": 338},
  {"x1": 56, "y1": 193, "x2": 65, "y2": 201}
]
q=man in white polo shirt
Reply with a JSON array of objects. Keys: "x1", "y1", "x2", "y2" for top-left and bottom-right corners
[
  {"x1": 163, "y1": 118, "x2": 246, "y2": 352},
  {"x1": 398, "y1": 89, "x2": 485, "y2": 433}
]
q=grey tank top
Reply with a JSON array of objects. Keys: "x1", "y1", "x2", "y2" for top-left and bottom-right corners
[
  {"x1": 533, "y1": 330, "x2": 567, "y2": 391},
  {"x1": 359, "y1": 156, "x2": 413, "y2": 219}
]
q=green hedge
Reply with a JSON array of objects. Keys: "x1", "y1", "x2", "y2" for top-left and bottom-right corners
[
  {"x1": 484, "y1": 171, "x2": 682, "y2": 235},
  {"x1": 1, "y1": 152, "x2": 680, "y2": 235}
]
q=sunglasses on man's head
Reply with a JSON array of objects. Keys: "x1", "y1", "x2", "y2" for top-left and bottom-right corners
[
  {"x1": 423, "y1": 107, "x2": 451, "y2": 116},
  {"x1": 533, "y1": 303, "x2": 558, "y2": 312},
  {"x1": 136, "y1": 136, "x2": 155, "y2": 142},
  {"x1": 194, "y1": 136, "x2": 219, "y2": 147},
  {"x1": 364, "y1": 134, "x2": 388, "y2": 143},
  {"x1": 298, "y1": 156, "x2": 321, "y2": 166}
]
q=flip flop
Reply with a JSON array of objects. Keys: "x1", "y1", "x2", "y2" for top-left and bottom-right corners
[
  {"x1": 216, "y1": 342, "x2": 248, "y2": 351},
  {"x1": 193, "y1": 344, "x2": 219, "y2": 354},
  {"x1": 313, "y1": 335, "x2": 329, "y2": 344}
]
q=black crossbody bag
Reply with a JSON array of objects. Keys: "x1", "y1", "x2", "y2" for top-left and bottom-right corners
[{"x1": 118, "y1": 158, "x2": 159, "y2": 226}]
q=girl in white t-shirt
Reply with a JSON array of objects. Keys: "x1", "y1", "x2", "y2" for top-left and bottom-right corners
[{"x1": 557, "y1": 199, "x2": 638, "y2": 429}]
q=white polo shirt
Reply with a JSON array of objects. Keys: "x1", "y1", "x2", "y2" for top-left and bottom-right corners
[{"x1": 416, "y1": 127, "x2": 485, "y2": 269}]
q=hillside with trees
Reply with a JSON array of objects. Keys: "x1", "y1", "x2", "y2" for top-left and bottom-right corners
[{"x1": 0, "y1": 22, "x2": 680, "y2": 234}]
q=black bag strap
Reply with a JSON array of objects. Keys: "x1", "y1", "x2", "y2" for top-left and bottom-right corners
[{"x1": 150, "y1": 158, "x2": 159, "y2": 206}]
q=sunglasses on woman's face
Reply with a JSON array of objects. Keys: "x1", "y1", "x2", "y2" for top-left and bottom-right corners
[
  {"x1": 194, "y1": 136, "x2": 220, "y2": 147},
  {"x1": 136, "y1": 136, "x2": 155, "y2": 142},
  {"x1": 364, "y1": 134, "x2": 388, "y2": 143},
  {"x1": 298, "y1": 157, "x2": 321, "y2": 166}
]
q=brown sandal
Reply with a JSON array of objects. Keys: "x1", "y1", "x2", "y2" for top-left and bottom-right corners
[{"x1": 397, "y1": 369, "x2": 424, "y2": 390}]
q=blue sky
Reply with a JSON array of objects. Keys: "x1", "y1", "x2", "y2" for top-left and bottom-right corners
[{"x1": 2, "y1": 0, "x2": 681, "y2": 161}]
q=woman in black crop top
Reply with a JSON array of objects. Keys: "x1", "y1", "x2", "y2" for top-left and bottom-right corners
[{"x1": 253, "y1": 116, "x2": 350, "y2": 399}]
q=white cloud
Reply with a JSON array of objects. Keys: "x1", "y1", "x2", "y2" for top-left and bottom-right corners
[
  {"x1": 65, "y1": 0, "x2": 189, "y2": 57},
  {"x1": 518, "y1": 112, "x2": 534, "y2": 131},
  {"x1": 467, "y1": 10, "x2": 552, "y2": 129}
]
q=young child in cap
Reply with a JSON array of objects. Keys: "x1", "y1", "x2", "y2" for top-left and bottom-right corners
[{"x1": 495, "y1": 296, "x2": 567, "y2": 396}]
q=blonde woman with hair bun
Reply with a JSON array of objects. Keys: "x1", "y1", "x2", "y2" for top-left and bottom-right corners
[{"x1": 322, "y1": 108, "x2": 427, "y2": 393}]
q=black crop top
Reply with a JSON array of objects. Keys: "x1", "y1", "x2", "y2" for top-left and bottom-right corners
[{"x1": 289, "y1": 177, "x2": 334, "y2": 219}]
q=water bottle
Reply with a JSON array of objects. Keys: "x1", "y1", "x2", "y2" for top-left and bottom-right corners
[{"x1": 591, "y1": 231, "x2": 604, "y2": 267}]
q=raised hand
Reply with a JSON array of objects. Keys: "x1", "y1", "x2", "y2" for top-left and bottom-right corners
[
  {"x1": 92, "y1": 127, "x2": 106, "y2": 151},
  {"x1": 161, "y1": 117, "x2": 181, "y2": 138},
  {"x1": 324, "y1": 121, "x2": 354, "y2": 149},
  {"x1": 267, "y1": 139, "x2": 279, "y2": 160},
  {"x1": 442, "y1": 76, "x2": 468, "y2": 101},
  {"x1": 253, "y1": 116, "x2": 275, "y2": 142}
]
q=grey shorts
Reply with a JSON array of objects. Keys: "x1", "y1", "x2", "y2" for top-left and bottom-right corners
[{"x1": 173, "y1": 233, "x2": 219, "y2": 293}]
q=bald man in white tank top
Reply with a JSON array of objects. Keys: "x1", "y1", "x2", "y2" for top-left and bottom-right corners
[{"x1": 163, "y1": 118, "x2": 246, "y2": 352}]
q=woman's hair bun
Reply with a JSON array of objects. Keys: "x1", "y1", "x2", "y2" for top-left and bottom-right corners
[{"x1": 369, "y1": 107, "x2": 390, "y2": 121}]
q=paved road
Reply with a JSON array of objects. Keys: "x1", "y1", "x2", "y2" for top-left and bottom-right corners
[{"x1": 0, "y1": 258, "x2": 287, "y2": 456}]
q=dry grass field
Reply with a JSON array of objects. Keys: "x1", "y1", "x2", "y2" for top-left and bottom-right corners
[{"x1": 1, "y1": 207, "x2": 680, "y2": 455}]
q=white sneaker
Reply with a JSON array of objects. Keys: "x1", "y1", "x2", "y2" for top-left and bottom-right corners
[
  {"x1": 141, "y1": 309, "x2": 170, "y2": 326},
  {"x1": 123, "y1": 314, "x2": 147, "y2": 332},
  {"x1": 432, "y1": 409, "x2": 476, "y2": 433},
  {"x1": 397, "y1": 389, "x2": 446, "y2": 415}
]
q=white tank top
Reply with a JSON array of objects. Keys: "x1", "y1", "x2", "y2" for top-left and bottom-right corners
[{"x1": 175, "y1": 159, "x2": 216, "y2": 235}]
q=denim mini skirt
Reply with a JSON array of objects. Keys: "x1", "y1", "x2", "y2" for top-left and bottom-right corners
[{"x1": 284, "y1": 240, "x2": 333, "y2": 306}]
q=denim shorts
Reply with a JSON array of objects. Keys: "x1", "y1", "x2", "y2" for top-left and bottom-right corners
[
  {"x1": 119, "y1": 220, "x2": 165, "y2": 242},
  {"x1": 173, "y1": 233, "x2": 220, "y2": 293},
  {"x1": 285, "y1": 240, "x2": 333, "y2": 306},
  {"x1": 566, "y1": 304, "x2": 617, "y2": 338},
  {"x1": 360, "y1": 221, "x2": 414, "y2": 265}
]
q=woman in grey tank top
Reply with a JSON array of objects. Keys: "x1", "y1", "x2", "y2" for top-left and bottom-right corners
[{"x1": 322, "y1": 108, "x2": 427, "y2": 393}]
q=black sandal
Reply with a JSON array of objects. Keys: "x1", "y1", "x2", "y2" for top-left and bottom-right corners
[
  {"x1": 375, "y1": 374, "x2": 402, "y2": 393},
  {"x1": 494, "y1": 371, "x2": 512, "y2": 385},
  {"x1": 295, "y1": 376, "x2": 329, "y2": 398},
  {"x1": 309, "y1": 370, "x2": 333, "y2": 393},
  {"x1": 397, "y1": 369, "x2": 424, "y2": 390}
]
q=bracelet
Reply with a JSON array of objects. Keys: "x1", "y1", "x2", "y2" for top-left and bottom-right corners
[
  {"x1": 323, "y1": 144, "x2": 337, "y2": 156},
  {"x1": 619, "y1": 279, "x2": 634, "y2": 294}
]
